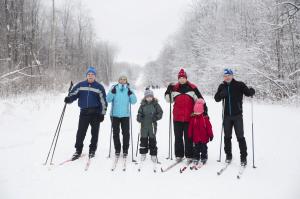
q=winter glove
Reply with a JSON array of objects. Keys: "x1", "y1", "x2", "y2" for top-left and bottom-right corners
[
  {"x1": 111, "y1": 87, "x2": 116, "y2": 94},
  {"x1": 64, "y1": 96, "x2": 72, "y2": 104},
  {"x1": 152, "y1": 115, "x2": 157, "y2": 122},
  {"x1": 219, "y1": 88, "x2": 228, "y2": 98},
  {"x1": 128, "y1": 88, "x2": 133, "y2": 96},
  {"x1": 210, "y1": 136, "x2": 214, "y2": 142},
  {"x1": 99, "y1": 114, "x2": 105, "y2": 123},
  {"x1": 249, "y1": 87, "x2": 255, "y2": 96},
  {"x1": 165, "y1": 84, "x2": 173, "y2": 95},
  {"x1": 137, "y1": 114, "x2": 144, "y2": 123}
]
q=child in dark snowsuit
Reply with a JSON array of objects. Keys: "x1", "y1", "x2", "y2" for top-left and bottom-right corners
[
  {"x1": 137, "y1": 88, "x2": 163, "y2": 163},
  {"x1": 188, "y1": 98, "x2": 214, "y2": 167}
]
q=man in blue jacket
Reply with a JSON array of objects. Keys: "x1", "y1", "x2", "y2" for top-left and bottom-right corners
[
  {"x1": 64, "y1": 66, "x2": 107, "y2": 160},
  {"x1": 106, "y1": 76, "x2": 137, "y2": 159}
]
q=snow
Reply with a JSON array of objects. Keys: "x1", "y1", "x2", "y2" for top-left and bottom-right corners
[{"x1": 0, "y1": 89, "x2": 300, "y2": 199}]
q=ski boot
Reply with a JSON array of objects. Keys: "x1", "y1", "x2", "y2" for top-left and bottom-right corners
[
  {"x1": 225, "y1": 154, "x2": 232, "y2": 163},
  {"x1": 71, "y1": 151, "x2": 82, "y2": 161}
]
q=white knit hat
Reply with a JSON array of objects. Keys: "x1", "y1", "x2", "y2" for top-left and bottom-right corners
[{"x1": 144, "y1": 88, "x2": 154, "y2": 98}]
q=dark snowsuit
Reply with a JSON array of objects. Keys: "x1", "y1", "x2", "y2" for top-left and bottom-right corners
[
  {"x1": 214, "y1": 79, "x2": 255, "y2": 161},
  {"x1": 137, "y1": 98, "x2": 163, "y2": 155}
]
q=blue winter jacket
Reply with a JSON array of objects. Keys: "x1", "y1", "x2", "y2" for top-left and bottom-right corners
[
  {"x1": 106, "y1": 84, "x2": 137, "y2": 117},
  {"x1": 69, "y1": 80, "x2": 107, "y2": 115}
]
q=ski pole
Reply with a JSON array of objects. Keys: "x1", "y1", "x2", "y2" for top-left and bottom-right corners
[
  {"x1": 49, "y1": 105, "x2": 67, "y2": 164},
  {"x1": 130, "y1": 104, "x2": 137, "y2": 162},
  {"x1": 135, "y1": 133, "x2": 140, "y2": 157},
  {"x1": 107, "y1": 118, "x2": 113, "y2": 158},
  {"x1": 107, "y1": 100, "x2": 114, "y2": 158},
  {"x1": 152, "y1": 122, "x2": 161, "y2": 164},
  {"x1": 167, "y1": 92, "x2": 172, "y2": 160},
  {"x1": 44, "y1": 104, "x2": 66, "y2": 165},
  {"x1": 170, "y1": 102, "x2": 173, "y2": 160},
  {"x1": 251, "y1": 97, "x2": 257, "y2": 168},
  {"x1": 217, "y1": 99, "x2": 225, "y2": 162},
  {"x1": 44, "y1": 81, "x2": 73, "y2": 165}
]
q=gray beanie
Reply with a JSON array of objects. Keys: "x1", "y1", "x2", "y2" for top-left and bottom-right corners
[{"x1": 144, "y1": 88, "x2": 154, "y2": 98}]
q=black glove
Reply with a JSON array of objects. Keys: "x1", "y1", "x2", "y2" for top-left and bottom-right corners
[
  {"x1": 128, "y1": 88, "x2": 132, "y2": 96},
  {"x1": 249, "y1": 87, "x2": 255, "y2": 96},
  {"x1": 165, "y1": 84, "x2": 173, "y2": 95},
  {"x1": 219, "y1": 88, "x2": 228, "y2": 98},
  {"x1": 210, "y1": 136, "x2": 214, "y2": 141},
  {"x1": 111, "y1": 87, "x2": 116, "y2": 94},
  {"x1": 152, "y1": 115, "x2": 157, "y2": 122},
  {"x1": 99, "y1": 114, "x2": 105, "y2": 123},
  {"x1": 64, "y1": 96, "x2": 72, "y2": 104},
  {"x1": 137, "y1": 114, "x2": 144, "y2": 123}
]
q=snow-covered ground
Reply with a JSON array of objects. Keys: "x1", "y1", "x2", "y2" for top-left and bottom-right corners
[{"x1": 0, "y1": 89, "x2": 300, "y2": 199}]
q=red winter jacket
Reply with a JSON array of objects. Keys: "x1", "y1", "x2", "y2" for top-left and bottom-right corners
[
  {"x1": 188, "y1": 114, "x2": 213, "y2": 144},
  {"x1": 167, "y1": 82, "x2": 205, "y2": 122}
]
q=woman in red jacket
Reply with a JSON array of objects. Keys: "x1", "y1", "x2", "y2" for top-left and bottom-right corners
[
  {"x1": 165, "y1": 69, "x2": 208, "y2": 163},
  {"x1": 188, "y1": 99, "x2": 213, "y2": 167}
]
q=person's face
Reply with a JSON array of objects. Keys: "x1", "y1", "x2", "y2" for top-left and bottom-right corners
[
  {"x1": 178, "y1": 77, "x2": 187, "y2": 84},
  {"x1": 87, "y1": 73, "x2": 96, "y2": 83},
  {"x1": 146, "y1": 96, "x2": 153, "y2": 102},
  {"x1": 119, "y1": 78, "x2": 127, "y2": 85},
  {"x1": 223, "y1": 75, "x2": 233, "y2": 83}
]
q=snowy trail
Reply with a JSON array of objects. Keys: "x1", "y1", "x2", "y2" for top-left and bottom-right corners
[{"x1": 0, "y1": 89, "x2": 300, "y2": 199}]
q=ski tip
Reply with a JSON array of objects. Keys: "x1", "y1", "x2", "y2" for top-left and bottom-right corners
[
  {"x1": 237, "y1": 175, "x2": 240, "y2": 179},
  {"x1": 217, "y1": 172, "x2": 221, "y2": 175},
  {"x1": 160, "y1": 168, "x2": 164, "y2": 172}
]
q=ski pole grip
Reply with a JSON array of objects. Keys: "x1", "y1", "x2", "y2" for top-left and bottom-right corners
[{"x1": 67, "y1": 81, "x2": 74, "y2": 96}]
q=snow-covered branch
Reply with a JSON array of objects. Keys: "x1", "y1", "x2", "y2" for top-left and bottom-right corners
[
  {"x1": 0, "y1": 64, "x2": 44, "y2": 80},
  {"x1": 275, "y1": 2, "x2": 300, "y2": 10},
  {"x1": 288, "y1": 69, "x2": 300, "y2": 78}
]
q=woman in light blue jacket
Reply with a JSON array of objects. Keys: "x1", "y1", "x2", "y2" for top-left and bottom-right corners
[{"x1": 106, "y1": 75, "x2": 137, "y2": 160}]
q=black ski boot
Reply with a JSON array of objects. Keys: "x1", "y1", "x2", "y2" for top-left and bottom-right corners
[
  {"x1": 201, "y1": 158, "x2": 207, "y2": 165},
  {"x1": 71, "y1": 151, "x2": 82, "y2": 161},
  {"x1": 241, "y1": 156, "x2": 247, "y2": 167},
  {"x1": 176, "y1": 157, "x2": 184, "y2": 162},
  {"x1": 225, "y1": 154, "x2": 232, "y2": 163},
  {"x1": 89, "y1": 151, "x2": 95, "y2": 159}
]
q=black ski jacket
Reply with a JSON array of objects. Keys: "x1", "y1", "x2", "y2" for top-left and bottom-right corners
[{"x1": 214, "y1": 79, "x2": 255, "y2": 116}]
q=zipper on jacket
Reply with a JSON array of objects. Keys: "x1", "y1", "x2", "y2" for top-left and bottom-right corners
[
  {"x1": 87, "y1": 84, "x2": 91, "y2": 108},
  {"x1": 227, "y1": 85, "x2": 232, "y2": 116}
]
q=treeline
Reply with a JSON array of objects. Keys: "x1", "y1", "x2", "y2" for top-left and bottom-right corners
[
  {"x1": 144, "y1": 0, "x2": 300, "y2": 101},
  {"x1": 0, "y1": 0, "x2": 118, "y2": 97}
]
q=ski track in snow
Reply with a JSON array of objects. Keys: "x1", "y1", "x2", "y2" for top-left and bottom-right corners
[{"x1": 0, "y1": 89, "x2": 300, "y2": 199}]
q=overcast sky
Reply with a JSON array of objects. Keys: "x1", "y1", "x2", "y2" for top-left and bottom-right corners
[{"x1": 82, "y1": 0, "x2": 192, "y2": 66}]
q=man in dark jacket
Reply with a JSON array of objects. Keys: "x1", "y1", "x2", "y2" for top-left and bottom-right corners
[
  {"x1": 64, "y1": 66, "x2": 107, "y2": 160},
  {"x1": 214, "y1": 68, "x2": 255, "y2": 166},
  {"x1": 165, "y1": 68, "x2": 208, "y2": 163}
]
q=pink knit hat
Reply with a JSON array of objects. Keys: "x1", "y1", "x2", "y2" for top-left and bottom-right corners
[{"x1": 193, "y1": 98, "x2": 205, "y2": 114}]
